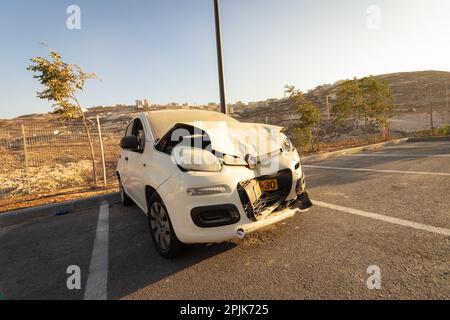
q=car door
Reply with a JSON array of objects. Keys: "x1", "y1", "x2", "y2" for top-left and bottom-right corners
[
  {"x1": 119, "y1": 121, "x2": 134, "y2": 194},
  {"x1": 126, "y1": 118, "x2": 147, "y2": 209}
]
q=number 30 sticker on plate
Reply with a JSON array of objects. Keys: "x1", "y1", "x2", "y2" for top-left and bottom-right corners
[{"x1": 259, "y1": 179, "x2": 279, "y2": 192}]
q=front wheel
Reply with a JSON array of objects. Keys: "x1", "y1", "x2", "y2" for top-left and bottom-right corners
[
  {"x1": 119, "y1": 178, "x2": 133, "y2": 206},
  {"x1": 147, "y1": 193, "x2": 183, "y2": 258}
]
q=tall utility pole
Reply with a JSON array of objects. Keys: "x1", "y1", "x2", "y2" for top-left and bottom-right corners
[
  {"x1": 325, "y1": 95, "x2": 331, "y2": 120},
  {"x1": 446, "y1": 79, "x2": 449, "y2": 110},
  {"x1": 429, "y1": 86, "x2": 434, "y2": 136},
  {"x1": 214, "y1": 0, "x2": 227, "y2": 114}
]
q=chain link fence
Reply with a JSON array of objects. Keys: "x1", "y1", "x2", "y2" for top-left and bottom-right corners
[{"x1": 0, "y1": 119, "x2": 122, "y2": 203}]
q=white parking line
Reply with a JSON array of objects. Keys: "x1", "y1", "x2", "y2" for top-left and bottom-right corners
[
  {"x1": 313, "y1": 200, "x2": 450, "y2": 237},
  {"x1": 384, "y1": 143, "x2": 450, "y2": 149},
  {"x1": 349, "y1": 154, "x2": 450, "y2": 157},
  {"x1": 84, "y1": 202, "x2": 109, "y2": 300},
  {"x1": 303, "y1": 165, "x2": 450, "y2": 176}
]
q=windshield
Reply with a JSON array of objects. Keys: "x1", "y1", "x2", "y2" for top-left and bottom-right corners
[{"x1": 147, "y1": 110, "x2": 238, "y2": 141}]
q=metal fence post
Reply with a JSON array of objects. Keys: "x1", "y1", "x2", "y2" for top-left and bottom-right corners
[
  {"x1": 21, "y1": 125, "x2": 31, "y2": 194},
  {"x1": 97, "y1": 115, "x2": 107, "y2": 187}
]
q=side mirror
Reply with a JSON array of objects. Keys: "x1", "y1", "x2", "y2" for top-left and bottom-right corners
[{"x1": 120, "y1": 136, "x2": 139, "y2": 150}]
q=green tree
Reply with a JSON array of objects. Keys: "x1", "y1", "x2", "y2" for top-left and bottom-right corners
[
  {"x1": 285, "y1": 88, "x2": 321, "y2": 151},
  {"x1": 332, "y1": 77, "x2": 395, "y2": 139},
  {"x1": 361, "y1": 76, "x2": 394, "y2": 140},
  {"x1": 332, "y1": 79, "x2": 364, "y2": 127},
  {"x1": 27, "y1": 46, "x2": 100, "y2": 183}
]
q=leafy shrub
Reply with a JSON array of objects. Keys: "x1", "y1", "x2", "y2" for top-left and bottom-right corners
[
  {"x1": 439, "y1": 125, "x2": 450, "y2": 136},
  {"x1": 291, "y1": 127, "x2": 314, "y2": 152}
]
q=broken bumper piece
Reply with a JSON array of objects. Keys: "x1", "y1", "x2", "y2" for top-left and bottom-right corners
[{"x1": 294, "y1": 191, "x2": 313, "y2": 211}]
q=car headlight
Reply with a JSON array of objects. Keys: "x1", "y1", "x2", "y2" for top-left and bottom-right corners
[
  {"x1": 172, "y1": 146, "x2": 222, "y2": 172},
  {"x1": 187, "y1": 185, "x2": 231, "y2": 196},
  {"x1": 281, "y1": 137, "x2": 294, "y2": 154},
  {"x1": 222, "y1": 154, "x2": 248, "y2": 166}
]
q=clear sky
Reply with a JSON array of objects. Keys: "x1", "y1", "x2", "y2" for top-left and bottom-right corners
[{"x1": 1, "y1": 0, "x2": 450, "y2": 118}]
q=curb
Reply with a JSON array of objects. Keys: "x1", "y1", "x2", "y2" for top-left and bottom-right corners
[
  {"x1": 406, "y1": 136, "x2": 450, "y2": 143},
  {"x1": 0, "y1": 192, "x2": 120, "y2": 228},
  {"x1": 302, "y1": 138, "x2": 409, "y2": 164}
]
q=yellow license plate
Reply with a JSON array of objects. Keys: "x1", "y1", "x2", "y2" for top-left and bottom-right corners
[
  {"x1": 245, "y1": 180, "x2": 262, "y2": 203},
  {"x1": 259, "y1": 179, "x2": 279, "y2": 192}
]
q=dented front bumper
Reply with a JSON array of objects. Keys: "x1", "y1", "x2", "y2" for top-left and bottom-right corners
[{"x1": 158, "y1": 149, "x2": 312, "y2": 244}]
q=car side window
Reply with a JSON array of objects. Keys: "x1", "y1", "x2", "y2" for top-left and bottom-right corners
[
  {"x1": 131, "y1": 119, "x2": 146, "y2": 152},
  {"x1": 124, "y1": 121, "x2": 133, "y2": 137}
]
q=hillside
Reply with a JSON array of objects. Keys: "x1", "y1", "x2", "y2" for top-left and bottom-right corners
[
  {"x1": 236, "y1": 71, "x2": 450, "y2": 132},
  {"x1": 1, "y1": 71, "x2": 449, "y2": 133},
  {"x1": 306, "y1": 70, "x2": 450, "y2": 112}
]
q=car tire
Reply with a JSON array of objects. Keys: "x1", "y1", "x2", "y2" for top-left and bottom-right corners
[
  {"x1": 147, "y1": 193, "x2": 183, "y2": 258},
  {"x1": 119, "y1": 178, "x2": 133, "y2": 206}
]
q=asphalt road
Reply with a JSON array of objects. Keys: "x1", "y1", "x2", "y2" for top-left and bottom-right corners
[{"x1": 0, "y1": 141, "x2": 449, "y2": 300}]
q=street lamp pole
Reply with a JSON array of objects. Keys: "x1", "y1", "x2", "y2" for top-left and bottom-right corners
[
  {"x1": 326, "y1": 95, "x2": 330, "y2": 120},
  {"x1": 429, "y1": 86, "x2": 434, "y2": 136},
  {"x1": 446, "y1": 79, "x2": 449, "y2": 110},
  {"x1": 214, "y1": 0, "x2": 227, "y2": 114}
]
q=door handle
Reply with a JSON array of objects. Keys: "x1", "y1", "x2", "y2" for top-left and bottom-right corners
[{"x1": 125, "y1": 157, "x2": 129, "y2": 161}]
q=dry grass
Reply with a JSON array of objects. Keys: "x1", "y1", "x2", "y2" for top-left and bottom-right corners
[
  {"x1": 0, "y1": 160, "x2": 94, "y2": 196},
  {"x1": 303, "y1": 136, "x2": 387, "y2": 155}
]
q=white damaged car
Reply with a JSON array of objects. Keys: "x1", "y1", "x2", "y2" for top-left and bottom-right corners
[{"x1": 117, "y1": 110, "x2": 312, "y2": 257}]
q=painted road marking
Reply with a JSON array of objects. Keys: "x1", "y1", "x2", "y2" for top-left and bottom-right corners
[
  {"x1": 384, "y1": 144, "x2": 450, "y2": 149},
  {"x1": 84, "y1": 202, "x2": 109, "y2": 300},
  {"x1": 303, "y1": 165, "x2": 450, "y2": 176},
  {"x1": 348, "y1": 154, "x2": 450, "y2": 157},
  {"x1": 313, "y1": 200, "x2": 450, "y2": 237}
]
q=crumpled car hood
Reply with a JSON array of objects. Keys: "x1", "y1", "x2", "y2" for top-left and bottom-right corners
[{"x1": 176, "y1": 120, "x2": 284, "y2": 158}]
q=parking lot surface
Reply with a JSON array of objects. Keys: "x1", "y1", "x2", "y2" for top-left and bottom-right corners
[{"x1": 0, "y1": 141, "x2": 449, "y2": 300}]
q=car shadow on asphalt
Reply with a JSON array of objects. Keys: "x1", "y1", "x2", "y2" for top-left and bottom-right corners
[
  {"x1": 107, "y1": 202, "x2": 236, "y2": 300},
  {"x1": 0, "y1": 209, "x2": 100, "y2": 300}
]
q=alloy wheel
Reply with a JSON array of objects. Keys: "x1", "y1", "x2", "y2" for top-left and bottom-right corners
[{"x1": 149, "y1": 202, "x2": 171, "y2": 252}]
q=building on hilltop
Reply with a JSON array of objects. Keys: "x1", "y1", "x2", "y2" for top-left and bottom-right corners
[{"x1": 135, "y1": 99, "x2": 152, "y2": 109}]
